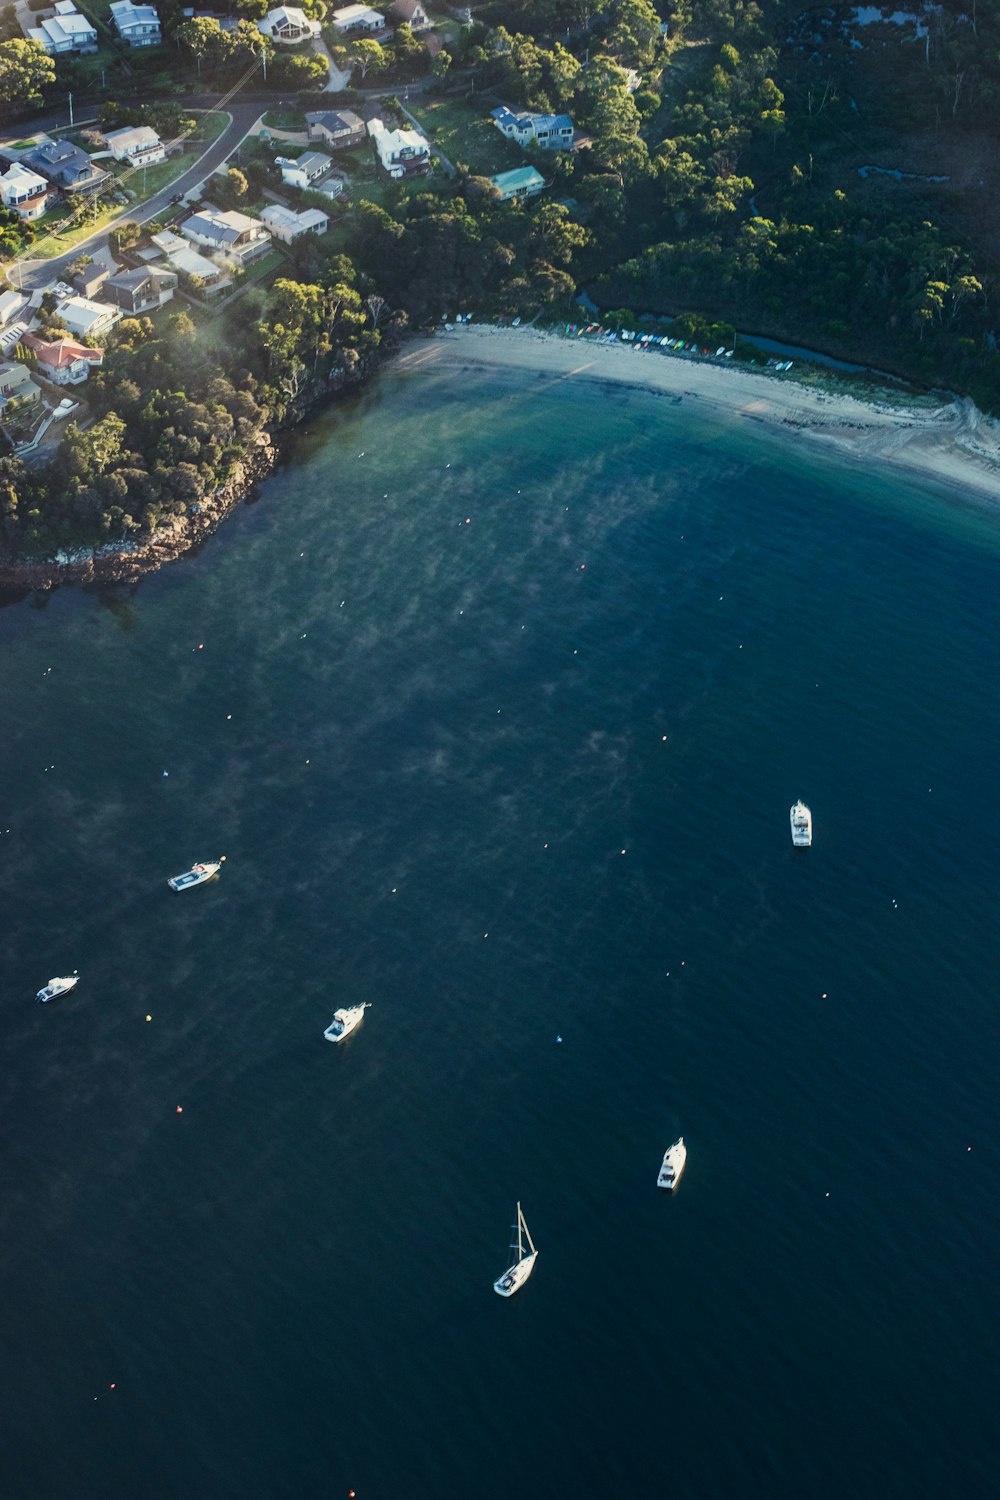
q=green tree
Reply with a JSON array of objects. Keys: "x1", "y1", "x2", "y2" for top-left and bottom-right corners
[{"x1": 0, "y1": 37, "x2": 55, "y2": 117}]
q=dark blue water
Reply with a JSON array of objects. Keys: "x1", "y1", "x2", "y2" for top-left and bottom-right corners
[{"x1": 2, "y1": 366, "x2": 999, "y2": 1499}]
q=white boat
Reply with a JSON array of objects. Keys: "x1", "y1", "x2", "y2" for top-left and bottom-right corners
[
  {"x1": 167, "y1": 858, "x2": 223, "y2": 891},
  {"x1": 37, "y1": 973, "x2": 79, "y2": 1004},
  {"x1": 493, "y1": 1202, "x2": 537, "y2": 1298},
  {"x1": 323, "y1": 1003, "x2": 370, "y2": 1043},
  {"x1": 657, "y1": 1136, "x2": 687, "y2": 1191},
  {"x1": 789, "y1": 801, "x2": 813, "y2": 847}
]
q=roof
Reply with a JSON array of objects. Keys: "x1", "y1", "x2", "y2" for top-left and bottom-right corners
[
  {"x1": 295, "y1": 150, "x2": 332, "y2": 173},
  {"x1": 104, "y1": 125, "x2": 161, "y2": 151},
  {"x1": 490, "y1": 106, "x2": 572, "y2": 133},
  {"x1": 330, "y1": 5, "x2": 385, "y2": 20},
  {"x1": 367, "y1": 117, "x2": 430, "y2": 157},
  {"x1": 305, "y1": 109, "x2": 365, "y2": 133},
  {"x1": 0, "y1": 162, "x2": 48, "y2": 194},
  {"x1": 182, "y1": 208, "x2": 264, "y2": 243},
  {"x1": 264, "y1": 5, "x2": 310, "y2": 23},
  {"x1": 489, "y1": 166, "x2": 545, "y2": 190},
  {"x1": 23, "y1": 332, "x2": 104, "y2": 369},
  {"x1": 55, "y1": 295, "x2": 114, "y2": 327},
  {"x1": 107, "y1": 266, "x2": 174, "y2": 291},
  {"x1": 261, "y1": 205, "x2": 329, "y2": 231},
  {"x1": 391, "y1": 0, "x2": 425, "y2": 17},
  {"x1": 28, "y1": 139, "x2": 99, "y2": 179},
  {"x1": 0, "y1": 290, "x2": 27, "y2": 322},
  {"x1": 110, "y1": 1, "x2": 161, "y2": 25},
  {"x1": 150, "y1": 231, "x2": 224, "y2": 280}
]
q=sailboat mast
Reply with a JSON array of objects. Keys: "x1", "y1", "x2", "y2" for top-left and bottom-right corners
[{"x1": 515, "y1": 1201, "x2": 524, "y2": 1261}]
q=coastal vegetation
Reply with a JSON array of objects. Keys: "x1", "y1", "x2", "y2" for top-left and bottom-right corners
[{"x1": 5, "y1": 0, "x2": 1000, "y2": 570}]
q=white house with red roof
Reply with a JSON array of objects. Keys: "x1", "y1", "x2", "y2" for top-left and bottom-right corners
[{"x1": 22, "y1": 332, "x2": 105, "y2": 385}]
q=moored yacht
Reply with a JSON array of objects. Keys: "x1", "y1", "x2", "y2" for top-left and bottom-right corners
[
  {"x1": 323, "y1": 1003, "x2": 370, "y2": 1043},
  {"x1": 657, "y1": 1136, "x2": 687, "y2": 1191},
  {"x1": 37, "y1": 973, "x2": 79, "y2": 1004},
  {"x1": 494, "y1": 1203, "x2": 537, "y2": 1297},
  {"x1": 167, "y1": 859, "x2": 224, "y2": 891},
  {"x1": 790, "y1": 801, "x2": 813, "y2": 847}
]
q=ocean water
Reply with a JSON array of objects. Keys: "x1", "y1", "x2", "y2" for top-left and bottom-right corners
[{"x1": 2, "y1": 364, "x2": 999, "y2": 1500}]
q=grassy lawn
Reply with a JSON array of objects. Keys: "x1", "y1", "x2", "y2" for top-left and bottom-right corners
[
  {"x1": 263, "y1": 109, "x2": 308, "y2": 131},
  {"x1": 407, "y1": 95, "x2": 523, "y2": 177}
]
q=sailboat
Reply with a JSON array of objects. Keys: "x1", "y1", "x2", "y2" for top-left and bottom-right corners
[{"x1": 493, "y1": 1202, "x2": 537, "y2": 1298}]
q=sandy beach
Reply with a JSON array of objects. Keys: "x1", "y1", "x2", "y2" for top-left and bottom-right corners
[{"x1": 395, "y1": 325, "x2": 1000, "y2": 506}]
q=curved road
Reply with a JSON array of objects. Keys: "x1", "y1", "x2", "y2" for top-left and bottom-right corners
[{"x1": 16, "y1": 100, "x2": 265, "y2": 291}]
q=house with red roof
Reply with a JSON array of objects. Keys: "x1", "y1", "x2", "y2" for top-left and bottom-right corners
[{"x1": 22, "y1": 332, "x2": 105, "y2": 385}]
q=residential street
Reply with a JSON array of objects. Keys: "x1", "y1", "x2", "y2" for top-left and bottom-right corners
[{"x1": 11, "y1": 100, "x2": 265, "y2": 291}]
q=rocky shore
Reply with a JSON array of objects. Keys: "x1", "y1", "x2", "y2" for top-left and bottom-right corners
[{"x1": 0, "y1": 434, "x2": 278, "y2": 596}]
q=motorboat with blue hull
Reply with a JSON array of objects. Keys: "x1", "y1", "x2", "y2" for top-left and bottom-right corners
[
  {"x1": 37, "y1": 973, "x2": 79, "y2": 1003},
  {"x1": 167, "y1": 859, "x2": 224, "y2": 891},
  {"x1": 323, "y1": 1003, "x2": 370, "y2": 1043},
  {"x1": 790, "y1": 801, "x2": 812, "y2": 847}
]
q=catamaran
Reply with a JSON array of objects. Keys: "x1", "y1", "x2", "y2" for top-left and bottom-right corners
[
  {"x1": 657, "y1": 1136, "x2": 687, "y2": 1191},
  {"x1": 167, "y1": 858, "x2": 224, "y2": 891},
  {"x1": 323, "y1": 1003, "x2": 370, "y2": 1043},
  {"x1": 789, "y1": 801, "x2": 813, "y2": 847},
  {"x1": 36, "y1": 973, "x2": 79, "y2": 1004},
  {"x1": 493, "y1": 1203, "x2": 537, "y2": 1298}
]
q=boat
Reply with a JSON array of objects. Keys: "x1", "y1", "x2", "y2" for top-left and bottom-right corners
[
  {"x1": 37, "y1": 973, "x2": 79, "y2": 1004},
  {"x1": 167, "y1": 858, "x2": 223, "y2": 891},
  {"x1": 323, "y1": 1003, "x2": 370, "y2": 1043},
  {"x1": 493, "y1": 1203, "x2": 538, "y2": 1298},
  {"x1": 789, "y1": 801, "x2": 813, "y2": 847},
  {"x1": 657, "y1": 1136, "x2": 687, "y2": 1191}
]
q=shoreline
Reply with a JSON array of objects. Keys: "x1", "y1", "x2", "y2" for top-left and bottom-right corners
[
  {"x1": 4, "y1": 322, "x2": 1000, "y2": 596},
  {"x1": 394, "y1": 325, "x2": 1000, "y2": 509}
]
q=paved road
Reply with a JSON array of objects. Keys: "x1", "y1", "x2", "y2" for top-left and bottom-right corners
[{"x1": 15, "y1": 100, "x2": 264, "y2": 291}]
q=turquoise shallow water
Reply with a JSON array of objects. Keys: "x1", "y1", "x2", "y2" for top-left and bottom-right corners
[{"x1": 2, "y1": 365, "x2": 999, "y2": 1499}]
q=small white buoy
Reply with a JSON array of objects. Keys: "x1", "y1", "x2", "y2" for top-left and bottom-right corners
[
  {"x1": 555, "y1": 1035, "x2": 562, "y2": 1044},
  {"x1": 162, "y1": 770, "x2": 169, "y2": 777}
]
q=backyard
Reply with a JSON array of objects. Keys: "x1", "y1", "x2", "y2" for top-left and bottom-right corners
[{"x1": 406, "y1": 95, "x2": 524, "y2": 178}]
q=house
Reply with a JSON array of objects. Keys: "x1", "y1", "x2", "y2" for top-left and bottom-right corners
[
  {"x1": 24, "y1": 1, "x2": 98, "y2": 54},
  {"x1": 54, "y1": 295, "x2": 121, "y2": 338},
  {"x1": 101, "y1": 266, "x2": 177, "y2": 314},
  {"x1": 150, "y1": 230, "x2": 229, "y2": 288},
  {"x1": 0, "y1": 162, "x2": 49, "y2": 221},
  {"x1": 275, "y1": 150, "x2": 332, "y2": 189},
  {"x1": 21, "y1": 332, "x2": 104, "y2": 385},
  {"x1": 109, "y1": 1, "x2": 163, "y2": 46},
  {"x1": 180, "y1": 207, "x2": 271, "y2": 266},
  {"x1": 103, "y1": 125, "x2": 166, "y2": 168},
  {"x1": 329, "y1": 5, "x2": 385, "y2": 32},
  {"x1": 489, "y1": 166, "x2": 546, "y2": 202},
  {"x1": 260, "y1": 204, "x2": 330, "y2": 244},
  {"x1": 367, "y1": 117, "x2": 431, "y2": 179},
  {"x1": 72, "y1": 263, "x2": 111, "y2": 298},
  {"x1": 389, "y1": 0, "x2": 430, "y2": 29},
  {"x1": 489, "y1": 106, "x2": 574, "y2": 151},
  {"x1": 305, "y1": 110, "x2": 366, "y2": 150},
  {"x1": 27, "y1": 139, "x2": 108, "y2": 195},
  {"x1": 0, "y1": 290, "x2": 28, "y2": 326},
  {"x1": 257, "y1": 6, "x2": 321, "y2": 41},
  {"x1": 0, "y1": 361, "x2": 41, "y2": 408}
]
